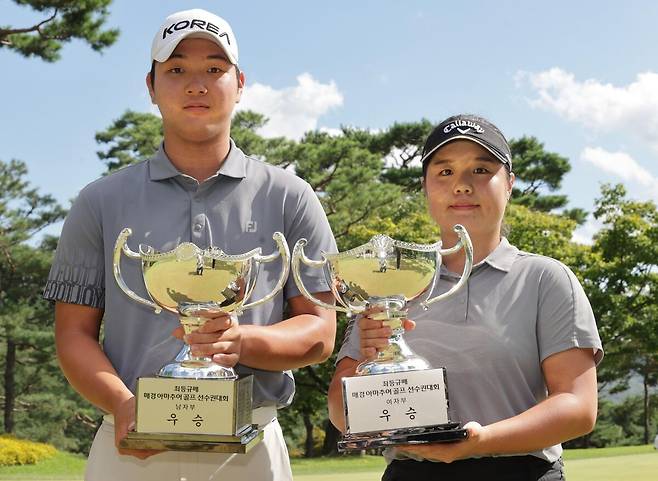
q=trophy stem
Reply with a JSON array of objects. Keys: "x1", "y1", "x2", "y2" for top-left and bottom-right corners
[
  {"x1": 355, "y1": 302, "x2": 431, "y2": 376},
  {"x1": 157, "y1": 317, "x2": 238, "y2": 380},
  {"x1": 180, "y1": 317, "x2": 213, "y2": 367}
]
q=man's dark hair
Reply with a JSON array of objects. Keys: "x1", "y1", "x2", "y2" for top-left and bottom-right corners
[{"x1": 150, "y1": 60, "x2": 156, "y2": 89}]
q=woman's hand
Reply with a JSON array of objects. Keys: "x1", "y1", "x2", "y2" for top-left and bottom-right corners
[
  {"x1": 358, "y1": 309, "x2": 415, "y2": 359},
  {"x1": 398, "y1": 421, "x2": 487, "y2": 463}
]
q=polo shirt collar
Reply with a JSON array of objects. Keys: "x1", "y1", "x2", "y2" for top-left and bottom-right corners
[
  {"x1": 148, "y1": 144, "x2": 179, "y2": 181},
  {"x1": 148, "y1": 139, "x2": 247, "y2": 181},
  {"x1": 481, "y1": 237, "x2": 518, "y2": 272},
  {"x1": 439, "y1": 237, "x2": 518, "y2": 277},
  {"x1": 218, "y1": 140, "x2": 247, "y2": 179}
]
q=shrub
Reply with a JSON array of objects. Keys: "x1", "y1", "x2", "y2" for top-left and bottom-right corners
[{"x1": 0, "y1": 435, "x2": 57, "y2": 466}]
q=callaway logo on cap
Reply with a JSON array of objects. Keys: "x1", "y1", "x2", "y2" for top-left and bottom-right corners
[
  {"x1": 421, "y1": 114, "x2": 513, "y2": 174},
  {"x1": 443, "y1": 119, "x2": 485, "y2": 135},
  {"x1": 151, "y1": 9, "x2": 239, "y2": 64}
]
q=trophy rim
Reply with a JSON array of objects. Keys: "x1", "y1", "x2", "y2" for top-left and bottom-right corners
[
  {"x1": 321, "y1": 235, "x2": 442, "y2": 261},
  {"x1": 321, "y1": 238, "x2": 439, "y2": 309},
  {"x1": 137, "y1": 242, "x2": 263, "y2": 263}
]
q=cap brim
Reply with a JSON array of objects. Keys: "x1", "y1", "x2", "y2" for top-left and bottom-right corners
[
  {"x1": 420, "y1": 135, "x2": 511, "y2": 168},
  {"x1": 152, "y1": 31, "x2": 237, "y2": 64}
]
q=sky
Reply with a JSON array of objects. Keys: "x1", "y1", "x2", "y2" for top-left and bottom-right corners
[{"x1": 2, "y1": 0, "x2": 658, "y2": 244}]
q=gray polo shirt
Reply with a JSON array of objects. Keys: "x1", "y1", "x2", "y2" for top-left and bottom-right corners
[
  {"x1": 44, "y1": 140, "x2": 337, "y2": 408},
  {"x1": 338, "y1": 238, "x2": 603, "y2": 463}
]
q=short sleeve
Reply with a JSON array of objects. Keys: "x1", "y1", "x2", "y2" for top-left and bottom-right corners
[
  {"x1": 283, "y1": 182, "x2": 337, "y2": 299},
  {"x1": 42, "y1": 188, "x2": 105, "y2": 309},
  {"x1": 336, "y1": 316, "x2": 362, "y2": 363},
  {"x1": 536, "y1": 260, "x2": 603, "y2": 365}
]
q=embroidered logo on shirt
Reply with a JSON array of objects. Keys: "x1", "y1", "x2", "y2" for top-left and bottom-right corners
[{"x1": 246, "y1": 221, "x2": 257, "y2": 233}]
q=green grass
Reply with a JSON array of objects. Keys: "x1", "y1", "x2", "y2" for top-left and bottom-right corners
[
  {"x1": 564, "y1": 453, "x2": 658, "y2": 481},
  {"x1": 0, "y1": 445, "x2": 656, "y2": 480},
  {"x1": 563, "y1": 444, "x2": 654, "y2": 460},
  {"x1": 290, "y1": 455, "x2": 385, "y2": 475},
  {"x1": 0, "y1": 451, "x2": 85, "y2": 480}
]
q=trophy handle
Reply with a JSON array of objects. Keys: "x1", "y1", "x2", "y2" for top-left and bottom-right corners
[
  {"x1": 113, "y1": 228, "x2": 162, "y2": 314},
  {"x1": 239, "y1": 232, "x2": 291, "y2": 312},
  {"x1": 421, "y1": 224, "x2": 473, "y2": 310},
  {"x1": 292, "y1": 239, "x2": 347, "y2": 313}
]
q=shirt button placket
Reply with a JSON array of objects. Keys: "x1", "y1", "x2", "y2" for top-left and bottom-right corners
[{"x1": 191, "y1": 196, "x2": 205, "y2": 243}]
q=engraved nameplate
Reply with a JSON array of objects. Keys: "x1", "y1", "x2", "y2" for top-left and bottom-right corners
[
  {"x1": 135, "y1": 375, "x2": 252, "y2": 436},
  {"x1": 343, "y1": 368, "x2": 449, "y2": 434}
]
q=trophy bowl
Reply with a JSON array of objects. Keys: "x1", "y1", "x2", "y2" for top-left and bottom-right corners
[
  {"x1": 293, "y1": 225, "x2": 473, "y2": 375},
  {"x1": 114, "y1": 228, "x2": 290, "y2": 380}
]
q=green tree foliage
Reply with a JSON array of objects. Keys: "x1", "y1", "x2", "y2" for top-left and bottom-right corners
[
  {"x1": 504, "y1": 203, "x2": 591, "y2": 270},
  {"x1": 565, "y1": 394, "x2": 658, "y2": 448},
  {"x1": 584, "y1": 184, "x2": 658, "y2": 444},
  {"x1": 1, "y1": 239, "x2": 98, "y2": 452},
  {"x1": 0, "y1": 0, "x2": 118, "y2": 62},
  {"x1": 342, "y1": 120, "x2": 434, "y2": 192},
  {"x1": 231, "y1": 111, "x2": 297, "y2": 169},
  {"x1": 1, "y1": 3, "x2": 119, "y2": 449},
  {"x1": 0, "y1": 160, "x2": 97, "y2": 452},
  {"x1": 0, "y1": 160, "x2": 65, "y2": 247},
  {"x1": 95, "y1": 111, "x2": 162, "y2": 173},
  {"x1": 508, "y1": 137, "x2": 571, "y2": 213}
]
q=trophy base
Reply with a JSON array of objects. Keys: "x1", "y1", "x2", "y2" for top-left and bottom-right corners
[
  {"x1": 338, "y1": 423, "x2": 468, "y2": 452},
  {"x1": 120, "y1": 424, "x2": 263, "y2": 453}
]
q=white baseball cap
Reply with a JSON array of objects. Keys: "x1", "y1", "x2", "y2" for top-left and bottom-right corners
[{"x1": 151, "y1": 9, "x2": 239, "y2": 65}]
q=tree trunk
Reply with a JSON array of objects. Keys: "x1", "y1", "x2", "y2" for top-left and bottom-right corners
[
  {"x1": 643, "y1": 373, "x2": 650, "y2": 445},
  {"x1": 303, "y1": 411, "x2": 314, "y2": 458},
  {"x1": 3, "y1": 339, "x2": 16, "y2": 433},
  {"x1": 321, "y1": 419, "x2": 340, "y2": 456}
]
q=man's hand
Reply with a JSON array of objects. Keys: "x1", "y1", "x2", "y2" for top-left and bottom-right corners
[
  {"x1": 172, "y1": 313, "x2": 242, "y2": 367},
  {"x1": 113, "y1": 396, "x2": 162, "y2": 459}
]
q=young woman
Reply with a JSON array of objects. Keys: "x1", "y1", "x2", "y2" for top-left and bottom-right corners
[{"x1": 328, "y1": 114, "x2": 603, "y2": 481}]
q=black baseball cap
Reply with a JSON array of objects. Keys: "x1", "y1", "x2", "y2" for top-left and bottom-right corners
[{"x1": 421, "y1": 114, "x2": 513, "y2": 176}]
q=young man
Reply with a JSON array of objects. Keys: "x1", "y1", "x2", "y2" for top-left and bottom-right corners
[{"x1": 44, "y1": 9, "x2": 336, "y2": 481}]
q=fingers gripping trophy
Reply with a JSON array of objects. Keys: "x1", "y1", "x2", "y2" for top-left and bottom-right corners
[
  {"x1": 293, "y1": 225, "x2": 473, "y2": 451},
  {"x1": 113, "y1": 228, "x2": 289, "y2": 453}
]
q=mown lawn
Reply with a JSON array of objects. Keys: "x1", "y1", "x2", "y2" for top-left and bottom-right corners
[
  {"x1": 0, "y1": 451, "x2": 85, "y2": 480},
  {"x1": 0, "y1": 445, "x2": 655, "y2": 480},
  {"x1": 564, "y1": 452, "x2": 657, "y2": 481}
]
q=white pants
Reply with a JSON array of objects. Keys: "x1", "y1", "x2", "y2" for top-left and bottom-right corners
[{"x1": 85, "y1": 408, "x2": 292, "y2": 481}]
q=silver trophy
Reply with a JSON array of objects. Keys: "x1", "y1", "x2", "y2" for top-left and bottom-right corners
[
  {"x1": 292, "y1": 225, "x2": 473, "y2": 451},
  {"x1": 112, "y1": 228, "x2": 289, "y2": 453}
]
